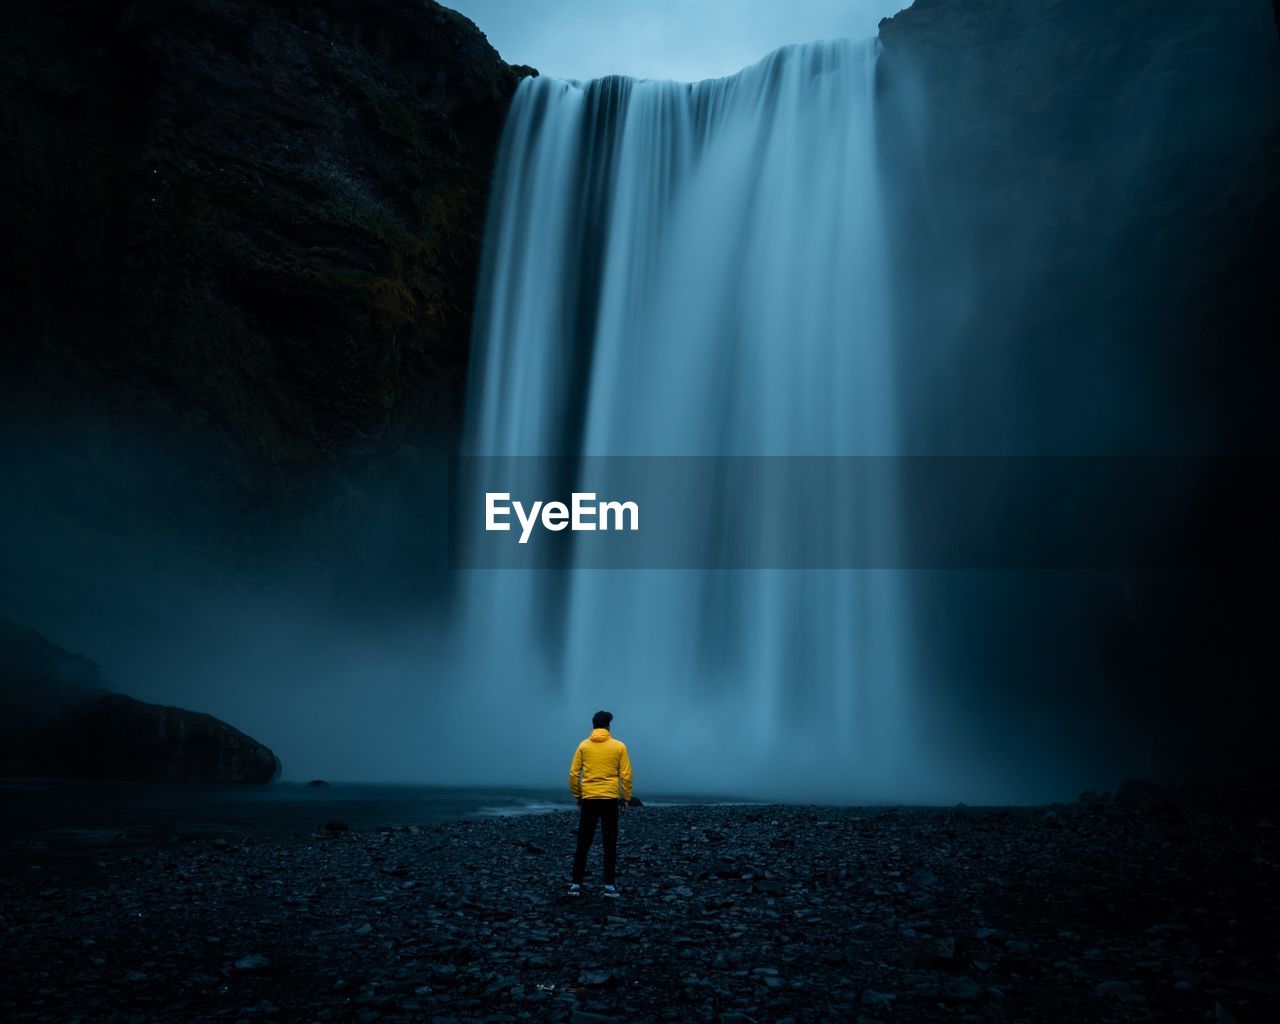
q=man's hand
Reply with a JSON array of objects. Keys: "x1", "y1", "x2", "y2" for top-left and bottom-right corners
[
  {"x1": 576, "y1": 797, "x2": 582, "y2": 807},
  {"x1": 621, "y1": 799, "x2": 630, "y2": 812}
]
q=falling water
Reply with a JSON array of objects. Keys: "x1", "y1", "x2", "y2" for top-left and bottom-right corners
[{"x1": 458, "y1": 39, "x2": 927, "y2": 801}]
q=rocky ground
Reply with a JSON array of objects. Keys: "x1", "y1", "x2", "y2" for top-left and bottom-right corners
[{"x1": 1, "y1": 799, "x2": 1277, "y2": 1023}]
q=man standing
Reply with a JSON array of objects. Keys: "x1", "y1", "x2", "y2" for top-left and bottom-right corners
[{"x1": 567, "y1": 710, "x2": 633, "y2": 898}]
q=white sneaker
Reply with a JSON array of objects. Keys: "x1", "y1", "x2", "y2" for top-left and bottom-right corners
[
  {"x1": 566, "y1": 883, "x2": 581, "y2": 897},
  {"x1": 602, "y1": 884, "x2": 620, "y2": 898}
]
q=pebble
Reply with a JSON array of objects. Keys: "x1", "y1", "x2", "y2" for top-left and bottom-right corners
[
  {"x1": 862, "y1": 988, "x2": 896, "y2": 1007},
  {"x1": 2, "y1": 802, "x2": 1275, "y2": 1022},
  {"x1": 1095, "y1": 979, "x2": 1131, "y2": 997},
  {"x1": 943, "y1": 976, "x2": 984, "y2": 1002}
]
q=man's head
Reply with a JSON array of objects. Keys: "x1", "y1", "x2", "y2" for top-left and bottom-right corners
[{"x1": 592, "y1": 710, "x2": 613, "y2": 730}]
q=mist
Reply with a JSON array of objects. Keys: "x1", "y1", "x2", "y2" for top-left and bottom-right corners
[{"x1": 0, "y1": 413, "x2": 1156, "y2": 803}]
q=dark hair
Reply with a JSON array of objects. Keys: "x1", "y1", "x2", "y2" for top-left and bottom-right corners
[{"x1": 592, "y1": 710, "x2": 613, "y2": 729}]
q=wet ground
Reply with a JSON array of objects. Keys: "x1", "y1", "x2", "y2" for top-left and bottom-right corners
[{"x1": 1, "y1": 797, "x2": 1277, "y2": 1022}]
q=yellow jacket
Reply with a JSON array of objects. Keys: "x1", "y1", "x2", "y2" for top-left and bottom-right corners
[{"x1": 569, "y1": 728, "x2": 633, "y2": 801}]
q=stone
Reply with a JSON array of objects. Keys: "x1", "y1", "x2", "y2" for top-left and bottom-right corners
[
  {"x1": 1095, "y1": 980, "x2": 1132, "y2": 997},
  {"x1": 930, "y1": 936, "x2": 961, "y2": 966},
  {"x1": 943, "y1": 976, "x2": 984, "y2": 1003}
]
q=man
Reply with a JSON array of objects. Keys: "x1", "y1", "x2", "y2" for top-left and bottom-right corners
[{"x1": 567, "y1": 710, "x2": 633, "y2": 898}]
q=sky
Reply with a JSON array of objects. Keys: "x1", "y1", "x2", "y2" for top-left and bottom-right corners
[{"x1": 447, "y1": 0, "x2": 909, "y2": 82}]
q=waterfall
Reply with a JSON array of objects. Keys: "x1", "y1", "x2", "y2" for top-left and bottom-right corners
[{"x1": 457, "y1": 39, "x2": 927, "y2": 801}]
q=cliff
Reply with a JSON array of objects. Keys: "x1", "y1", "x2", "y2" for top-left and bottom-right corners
[
  {"x1": 1, "y1": 0, "x2": 525, "y2": 514},
  {"x1": 0, "y1": 619, "x2": 280, "y2": 782},
  {"x1": 875, "y1": 0, "x2": 1280, "y2": 783},
  {"x1": 876, "y1": 0, "x2": 1279, "y2": 453}
]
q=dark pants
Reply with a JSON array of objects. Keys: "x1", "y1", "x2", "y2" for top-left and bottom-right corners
[{"x1": 572, "y1": 799, "x2": 619, "y2": 884}]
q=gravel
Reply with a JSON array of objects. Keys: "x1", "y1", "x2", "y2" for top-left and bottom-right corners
[{"x1": 1, "y1": 801, "x2": 1277, "y2": 1021}]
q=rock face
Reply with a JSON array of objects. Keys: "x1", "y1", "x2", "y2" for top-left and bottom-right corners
[
  {"x1": 875, "y1": 0, "x2": 1280, "y2": 784},
  {"x1": 876, "y1": 0, "x2": 1279, "y2": 454},
  {"x1": 0, "y1": 619, "x2": 107, "y2": 756},
  {"x1": 1, "y1": 0, "x2": 525, "y2": 509},
  {"x1": 37, "y1": 692, "x2": 282, "y2": 784},
  {"x1": 0, "y1": 619, "x2": 280, "y2": 782}
]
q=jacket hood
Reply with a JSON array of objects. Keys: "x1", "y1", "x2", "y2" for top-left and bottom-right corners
[{"x1": 589, "y1": 728, "x2": 611, "y2": 742}]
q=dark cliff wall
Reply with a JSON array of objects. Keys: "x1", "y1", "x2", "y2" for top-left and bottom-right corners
[
  {"x1": 1, "y1": 0, "x2": 523, "y2": 518},
  {"x1": 876, "y1": 0, "x2": 1280, "y2": 784},
  {"x1": 0, "y1": 0, "x2": 530, "y2": 613},
  {"x1": 878, "y1": 0, "x2": 1279, "y2": 454}
]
